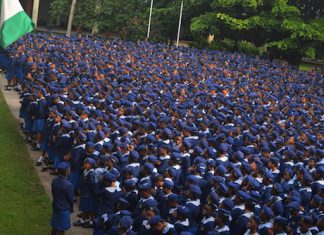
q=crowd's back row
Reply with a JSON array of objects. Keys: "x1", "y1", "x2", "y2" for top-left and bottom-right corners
[{"x1": 0, "y1": 33, "x2": 323, "y2": 235}]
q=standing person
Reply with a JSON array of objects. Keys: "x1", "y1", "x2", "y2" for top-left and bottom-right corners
[
  {"x1": 50, "y1": 161, "x2": 74, "y2": 235},
  {"x1": 74, "y1": 157, "x2": 98, "y2": 227}
]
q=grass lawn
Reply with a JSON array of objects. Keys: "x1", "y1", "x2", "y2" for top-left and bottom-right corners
[
  {"x1": 299, "y1": 63, "x2": 315, "y2": 71},
  {"x1": 0, "y1": 91, "x2": 51, "y2": 235}
]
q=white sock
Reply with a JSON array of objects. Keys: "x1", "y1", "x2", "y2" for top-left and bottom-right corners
[{"x1": 37, "y1": 156, "x2": 44, "y2": 162}]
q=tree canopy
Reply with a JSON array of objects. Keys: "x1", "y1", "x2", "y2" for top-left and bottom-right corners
[{"x1": 49, "y1": 0, "x2": 323, "y2": 64}]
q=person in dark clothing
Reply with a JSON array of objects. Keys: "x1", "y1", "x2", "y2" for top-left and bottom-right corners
[{"x1": 50, "y1": 161, "x2": 74, "y2": 235}]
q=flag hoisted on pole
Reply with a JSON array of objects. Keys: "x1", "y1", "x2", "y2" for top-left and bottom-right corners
[
  {"x1": 0, "y1": 0, "x2": 34, "y2": 48},
  {"x1": 176, "y1": 0, "x2": 183, "y2": 47},
  {"x1": 147, "y1": 0, "x2": 154, "y2": 39}
]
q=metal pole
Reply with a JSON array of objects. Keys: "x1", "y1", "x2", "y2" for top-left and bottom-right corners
[
  {"x1": 176, "y1": 0, "x2": 183, "y2": 47},
  {"x1": 147, "y1": 0, "x2": 154, "y2": 39},
  {"x1": 66, "y1": 0, "x2": 77, "y2": 37}
]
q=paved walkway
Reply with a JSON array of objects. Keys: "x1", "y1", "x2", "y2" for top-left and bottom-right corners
[{"x1": 0, "y1": 74, "x2": 91, "y2": 235}]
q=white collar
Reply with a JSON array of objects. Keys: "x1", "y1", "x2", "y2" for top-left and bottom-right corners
[
  {"x1": 160, "y1": 155, "x2": 170, "y2": 160},
  {"x1": 216, "y1": 225, "x2": 229, "y2": 232},
  {"x1": 142, "y1": 220, "x2": 151, "y2": 229},
  {"x1": 83, "y1": 169, "x2": 94, "y2": 176},
  {"x1": 259, "y1": 222, "x2": 272, "y2": 229},
  {"x1": 169, "y1": 207, "x2": 177, "y2": 214},
  {"x1": 171, "y1": 164, "x2": 181, "y2": 170},
  {"x1": 217, "y1": 155, "x2": 228, "y2": 162},
  {"x1": 233, "y1": 204, "x2": 245, "y2": 210},
  {"x1": 75, "y1": 144, "x2": 85, "y2": 149},
  {"x1": 141, "y1": 196, "x2": 154, "y2": 203},
  {"x1": 296, "y1": 227, "x2": 312, "y2": 235},
  {"x1": 162, "y1": 139, "x2": 171, "y2": 144},
  {"x1": 185, "y1": 136, "x2": 199, "y2": 140},
  {"x1": 202, "y1": 216, "x2": 214, "y2": 224},
  {"x1": 186, "y1": 199, "x2": 200, "y2": 206},
  {"x1": 175, "y1": 219, "x2": 189, "y2": 226},
  {"x1": 105, "y1": 186, "x2": 121, "y2": 193},
  {"x1": 162, "y1": 223, "x2": 174, "y2": 234},
  {"x1": 242, "y1": 211, "x2": 254, "y2": 218},
  {"x1": 127, "y1": 163, "x2": 140, "y2": 168},
  {"x1": 139, "y1": 176, "x2": 150, "y2": 182}
]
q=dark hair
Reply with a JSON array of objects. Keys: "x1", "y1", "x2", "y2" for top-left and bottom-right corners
[{"x1": 57, "y1": 169, "x2": 68, "y2": 177}]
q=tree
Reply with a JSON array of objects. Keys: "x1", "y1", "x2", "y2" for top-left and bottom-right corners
[
  {"x1": 191, "y1": 0, "x2": 324, "y2": 64},
  {"x1": 148, "y1": 0, "x2": 212, "y2": 43}
]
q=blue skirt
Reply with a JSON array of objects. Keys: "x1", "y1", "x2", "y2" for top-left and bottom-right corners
[
  {"x1": 32, "y1": 119, "x2": 45, "y2": 133},
  {"x1": 79, "y1": 196, "x2": 97, "y2": 212},
  {"x1": 51, "y1": 209, "x2": 71, "y2": 231},
  {"x1": 40, "y1": 139, "x2": 49, "y2": 151},
  {"x1": 24, "y1": 119, "x2": 34, "y2": 132},
  {"x1": 69, "y1": 171, "x2": 80, "y2": 192},
  {"x1": 19, "y1": 110, "x2": 26, "y2": 119}
]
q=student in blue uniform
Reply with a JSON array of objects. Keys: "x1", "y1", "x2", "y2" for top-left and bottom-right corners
[
  {"x1": 199, "y1": 204, "x2": 215, "y2": 234},
  {"x1": 4, "y1": 33, "x2": 324, "y2": 235},
  {"x1": 50, "y1": 161, "x2": 74, "y2": 235},
  {"x1": 109, "y1": 215, "x2": 136, "y2": 235},
  {"x1": 149, "y1": 215, "x2": 178, "y2": 235},
  {"x1": 69, "y1": 132, "x2": 86, "y2": 195},
  {"x1": 32, "y1": 89, "x2": 48, "y2": 150},
  {"x1": 211, "y1": 209, "x2": 231, "y2": 235},
  {"x1": 96, "y1": 172, "x2": 123, "y2": 217},
  {"x1": 185, "y1": 185, "x2": 201, "y2": 227},
  {"x1": 174, "y1": 206, "x2": 191, "y2": 233},
  {"x1": 74, "y1": 157, "x2": 98, "y2": 227}
]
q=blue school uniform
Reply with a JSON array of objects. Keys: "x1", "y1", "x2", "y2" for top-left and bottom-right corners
[
  {"x1": 51, "y1": 175, "x2": 74, "y2": 231},
  {"x1": 69, "y1": 144, "x2": 86, "y2": 192},
  {"x1": 79, "y1": 169, "x2": 98, "y2": 212},
  {"x1": 97, "y1": 185, "x2": 123, "y2": 216}
]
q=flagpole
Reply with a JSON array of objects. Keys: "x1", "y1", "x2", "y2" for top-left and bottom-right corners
[
  {"x1": 176, "y1": 0, "x2": 183, "y2": 47},
  {"x1": 66, "y1": 0, "x2": 77, "y2": 37},
  {"x1": 32, "y1": 0, "x2": 40, "y2": 28},
  {"x1": 147, "y1": 0, "x2": 154, "y2": 40}
]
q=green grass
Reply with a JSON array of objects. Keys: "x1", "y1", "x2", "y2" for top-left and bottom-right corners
[
  {"x1": 299, "y1": 63, "x2": 315, "y2": 71},
  {"x1": 0, "y1": 92, "x2": 51, "y2": 235}
]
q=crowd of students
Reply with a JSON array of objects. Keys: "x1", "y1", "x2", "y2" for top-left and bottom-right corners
[{"x1": 0, "y1": 33, "x2": 323, "y2": 235}]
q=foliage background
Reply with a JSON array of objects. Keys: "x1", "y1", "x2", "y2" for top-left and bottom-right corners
[{"x1": 49, "y1": 0, "x2": 323, "y2": 64}]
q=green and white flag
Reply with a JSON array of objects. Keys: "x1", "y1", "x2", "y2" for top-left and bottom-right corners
[{"x1": 0, "y1": 0, "x2": 34, "y2": 48}]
